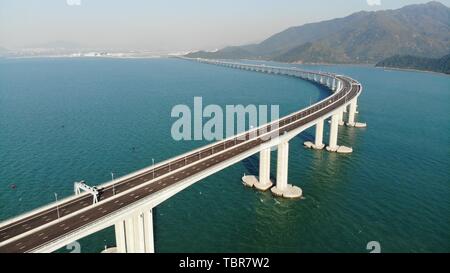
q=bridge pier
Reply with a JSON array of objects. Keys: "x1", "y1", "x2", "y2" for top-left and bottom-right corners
[
  {"x1": 114, "y1": 209, "x2": 154, "y2": 253},
  {"x1": 326, "y1": 114, "x2": 353, "y2": 154},
  {"x1": 124, "y1": 217, "x2": 136, "y2": 252},
  {"x1": 304, "y1": 119, "x2": 325, "y2": 150},
  {"x1": 143, "y1": 209, "x2": 155, "y2": 253},
  {"x1": 256, "y1": 148, "x2": 274, "y2": 191},
  {"x1": 270, "y1": 141, "x2": 302, "y2": 199},
  {"x1": 332, "y1": 78, "x2": 337, "y2": 91},
  {"x1": 338, "y1": 110, "x2": 345, "y2": 126},
  {"x1": 115, "y1": 221, "x2": 127, "y2": 253},
  {"x1": 346, "y1": 99, "x2": 367, "y2": 128},
  {"x1": 336, "y1": 80, "x2": 342, "y2": 91}
]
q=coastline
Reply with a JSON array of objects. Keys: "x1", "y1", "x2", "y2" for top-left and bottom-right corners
[
  {"x1": 375, "y1": 65, "x2": 450, "y2": 76},
  {"x1": 3, "y1": 55, "x2": 449, "y2": 77}
]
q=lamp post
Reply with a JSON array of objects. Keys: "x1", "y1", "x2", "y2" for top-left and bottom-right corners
[
  {"x1": 152, "y1": 158, "x2": 155, "y2": 179},
  {"x1": 111, "y1": 172, "x2": 115, "y2": 195},
  {"x1": 54, "y1": 193, "x2": 60, "y2": 219}
]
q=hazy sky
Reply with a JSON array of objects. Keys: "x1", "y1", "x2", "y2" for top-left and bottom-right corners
[{"x1": 1, "y1": 0, "x2": 449, "y2": 52}]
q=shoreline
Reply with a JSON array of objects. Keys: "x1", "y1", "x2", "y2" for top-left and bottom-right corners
[
  {"x1": 3, "y1": 55, "x2": 449, "y2": 76},
  {"x1": 374, "y1": 65, "x2": 449, "y2": 76}
]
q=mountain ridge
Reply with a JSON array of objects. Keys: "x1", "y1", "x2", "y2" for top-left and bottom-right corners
[{"x1": 186, "y1": 1, "x2": 450, "y2": 64}]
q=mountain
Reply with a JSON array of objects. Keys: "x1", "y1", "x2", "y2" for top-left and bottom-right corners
[
  {"x1": 186, "y1": 1, "x2": 450, "y2": 64},
  {"x1": 376, "y1": 53, "x2": 450, "y2": 74}
]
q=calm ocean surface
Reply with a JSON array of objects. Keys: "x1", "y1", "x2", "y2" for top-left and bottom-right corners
[{"x1": 0, "y1": 57, "x2": 449, "y2": 253}]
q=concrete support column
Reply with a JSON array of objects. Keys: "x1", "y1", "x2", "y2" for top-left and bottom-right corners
[
  {"x1": 114, "y1": 221, "x2": 126, "y2": 253},
  {"x1": 347, "y1": 100, "x2": 357, "y2": 126},
  {"x1": 143, "y1": 209, "x2": 155, "y2": 253},
  {"x1": 328, "y1": 114, "x2": 339, "y2": 151},
  {"x1": 124, "y1": 217, "x2": 136, "y2": 253},
  {"x1": 315, "y1": 119, "x2": 325, "y2": 149},
  {"x1": 259, "y1": 148, "x2": 271, "y2": 185},
  {"x1": 120, "y1": 210, "x2": 155, "y2": 253},
  {"x1": 338, "y1": 110, "x2": 344, "y2": 126},
  {"x1": 271, "y1": 141, "x2": 302, "y2": 198},
  {"x1": 133, "y1": 212, "x2": 146, "y2": 253},
  {"x1": 276, "y1": 141, "x2": 289, "y2": 191}
]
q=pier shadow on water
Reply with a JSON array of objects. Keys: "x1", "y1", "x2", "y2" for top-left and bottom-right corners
[
  {"x1": 296, "y1": 130, "x2": 314, "y2": 142},
  {"x1": 242, "y1": 155, "x2": 259, "y2": 177}
]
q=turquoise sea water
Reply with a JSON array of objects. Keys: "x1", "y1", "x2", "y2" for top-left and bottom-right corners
[{"x1": 0, "y1": 58, "x2": 449, "y2": 253}]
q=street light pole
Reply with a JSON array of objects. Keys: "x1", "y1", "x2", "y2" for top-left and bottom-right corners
[
  {"x1": 111, "y1": 172, "x2": 115, "y2": 195},
  {"x1": 54, "y1": 193, "x2": 60, "y2": 219},
  {"x1": 152, "y1": 158, "x2": 155, "y2": 179}
]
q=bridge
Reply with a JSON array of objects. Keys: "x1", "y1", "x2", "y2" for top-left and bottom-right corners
[{"x1": 0, "y1": 58, "x2": 366, "y2": 253}]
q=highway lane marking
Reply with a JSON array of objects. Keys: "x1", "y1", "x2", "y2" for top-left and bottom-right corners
[{"x1": 38, "y1": 232, "x2": 45, "y2": 237}]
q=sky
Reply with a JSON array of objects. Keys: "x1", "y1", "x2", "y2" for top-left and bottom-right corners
[{"x1": 0, "y1": 0, "x2": 449, "y2": 52}]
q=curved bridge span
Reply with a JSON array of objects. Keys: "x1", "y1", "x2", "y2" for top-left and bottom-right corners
[{"x1": 0, "y1": 58, "x2": 365, "y2": 253}]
